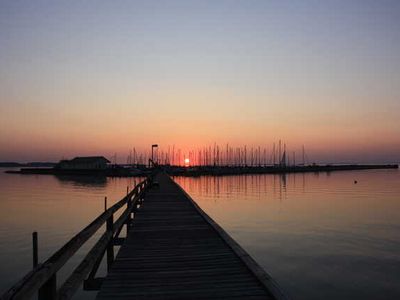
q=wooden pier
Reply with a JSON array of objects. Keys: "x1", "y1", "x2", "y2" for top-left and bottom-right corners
[{"x1": 2, "y1": 172, "x2": 287, "y2": 300}]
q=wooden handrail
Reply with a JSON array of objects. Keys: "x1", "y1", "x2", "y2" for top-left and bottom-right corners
[{"x1": 1, "y1": 177, "x2": 151, "y2": 300}]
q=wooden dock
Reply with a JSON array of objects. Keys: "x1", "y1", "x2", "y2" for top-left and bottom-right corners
[
  {"x1": 97, "y1": 173, "x2": 286, "y2": 300},
  {"x1": 2, "y1": 171, "x2": 287, "y2": 300}
]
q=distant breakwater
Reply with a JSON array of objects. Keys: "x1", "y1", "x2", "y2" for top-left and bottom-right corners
[
  {"x1": 166, "y1": 164, "x2": 398, "y2": 176},
  {"x1": 4, "y1": 164, "x2": 398, "y2": 177}
]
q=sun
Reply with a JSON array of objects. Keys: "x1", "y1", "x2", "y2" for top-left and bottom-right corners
[{"x1": 184, "y1": 158, "x2": 190, "y2": 165}]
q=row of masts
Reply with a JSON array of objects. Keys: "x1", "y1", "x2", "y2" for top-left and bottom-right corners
[{"x1": 124, "y1": 141, "x2": 309, "y2": 167}]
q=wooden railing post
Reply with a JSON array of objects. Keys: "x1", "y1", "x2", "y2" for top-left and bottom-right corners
[
  {"x1": 106, "y1": 214, "x2": 114, "y2": 271},
  {"x1": 138, "y1": 185, "x2": 142, "y2": 204},
  {"x1": 140, "y1": 183, "x2": 145, "y2": 203},
  {"x1": 126, "y1": 194, "x2": 133, "y2": 234},
  {"x1": 38, "y1": 274, "x2": 56, "y2": 300},
  {"x1": 32, "y1": 232, "x2": 38, "y2": 268}
]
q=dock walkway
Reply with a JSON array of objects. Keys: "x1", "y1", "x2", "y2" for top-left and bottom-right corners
[{"x1": 97, "y1": 172, "x2": 285, "y2": 300}]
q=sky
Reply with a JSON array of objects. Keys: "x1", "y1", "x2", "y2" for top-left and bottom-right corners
[{"x1": 0, "y1": 0, "x2": 399, "y2": 163}]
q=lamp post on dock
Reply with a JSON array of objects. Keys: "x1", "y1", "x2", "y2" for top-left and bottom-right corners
[{"x1": 151, "y1": 144, "x2": 158, "y2": 166}]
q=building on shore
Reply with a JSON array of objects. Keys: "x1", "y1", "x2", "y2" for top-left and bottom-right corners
[{"x1": 56, "y1": 156, "x2": 110, "y2": 170}]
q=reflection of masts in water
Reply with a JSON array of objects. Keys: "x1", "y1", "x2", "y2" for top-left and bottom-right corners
[
  {"x1": 281, "y1": 173, "x2": 287, "y2": 189},
  {"x1": 277, "y1": 173, "x2": 287, "y2": 202}
]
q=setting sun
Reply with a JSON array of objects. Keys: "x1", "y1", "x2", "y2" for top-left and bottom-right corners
[{"x1": 184, "y1": 158, "x2": 190, "y2": 165}]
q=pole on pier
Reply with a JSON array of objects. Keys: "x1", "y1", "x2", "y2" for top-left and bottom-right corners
[
  {"x1": 151, "y1": 144, "x2": 158, "y2": 166},
  {"x1": 31, "y1": 233, "x2": 56, "y2": 300},
  {"x1": 32, "y1": 232, "x2": 38, "y2": 268},
  {"x1": 104, "y1": 197, "x2": 107, "y2": 211},
  {"x1": 127, "y1": 187, "x2": 135, "y2": 234},
  {"x1": 127, "y1": 186, "x2": 129, "y2": 195},
  {"x1": 106, "y1": 214, "x2": 114, "y2": 271},
  {"x1": 38, "y1": 274, "x2": 57, "y2": 300}
]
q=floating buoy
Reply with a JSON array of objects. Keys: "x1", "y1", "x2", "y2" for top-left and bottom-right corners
[{"x1": 354, "y1": 180, "x2": 358, "y2": 184}]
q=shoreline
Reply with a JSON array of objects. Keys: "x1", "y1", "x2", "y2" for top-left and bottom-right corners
[{"x1": 4, "y1": 164, "x2": 398, "y2": 177}]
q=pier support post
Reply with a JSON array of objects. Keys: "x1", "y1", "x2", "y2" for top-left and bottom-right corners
[
  {"x1": 32, "y1": 231, "x2": 38, "y2": 268},
  {"x1": 38, "y1": 274, "x2": 56, "y2": 300},
  {"x1": 106, "y1": 214, "x2": 114, "y2": 271},
  {"x1": 126, "y1": 196, "x2": 133, "y2": 235}
]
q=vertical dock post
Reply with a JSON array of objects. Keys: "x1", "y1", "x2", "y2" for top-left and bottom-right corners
[
  {"x1": 106, "y1": 214, "x2": 114, "y2": 271},
  {"x1": 139, "y1": 185, "x2": 143, "y2": 204},
  {"x1": 32, "y1": 231, "x2": 38, "y2": 268},
  {"x1": 104, "y1": 196, "x2": 107, "y2": 211},
  {"x1": 126, "y1": 189, "x2": 134, "y2": 234},
  {"x1": 38, "y1": 274, "x2": 57, "y2": 300},
  {"x1": 34, "y1": 232, "x2": 57, "y2": 300}
]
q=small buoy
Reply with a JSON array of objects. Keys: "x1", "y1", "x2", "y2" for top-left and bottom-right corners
[{"x1": 354, "y1": 180, "x2": 358, "y2": 184}]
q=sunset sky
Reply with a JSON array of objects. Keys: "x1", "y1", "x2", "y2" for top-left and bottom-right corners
[{"x1": 1, "y1": 0, "x2": 399, "y2": 163}]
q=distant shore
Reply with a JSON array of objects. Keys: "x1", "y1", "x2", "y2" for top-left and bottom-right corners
[
  {"x1": 167, "y1": 164, "x2": 399, "y2": 176},
  {"x1": 0, "y1": 162, "x2": 56, "y2": 168},
  {"x1": 4, "y1": 164, "x2": 398, "y2": 177}
]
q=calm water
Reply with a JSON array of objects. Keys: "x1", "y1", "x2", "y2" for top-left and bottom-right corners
[
  {"x1": 1, "y1": 169, "x2": 400, "y2": 299},
  {"x1": 175, "y1": 170, "x2": 400, "y2": 300},
  {"x1": 0, "y1": 169, "x2": 143, "y2": 299}
]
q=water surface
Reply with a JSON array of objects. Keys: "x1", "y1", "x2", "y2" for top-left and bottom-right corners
[
  {"x1": 0, "y1": 169, "x2": 142, "y2": 299},
  {"x1": 0, "y1": 168, "x2": 399, "y2": 299},
  {"x1": 174, "y1": 169, "x2": 400, "y2": 300}
]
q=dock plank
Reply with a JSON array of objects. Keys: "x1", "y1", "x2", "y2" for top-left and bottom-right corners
[{"x1": 96, "y1": 173, "x2": 283, "y2": 300}]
